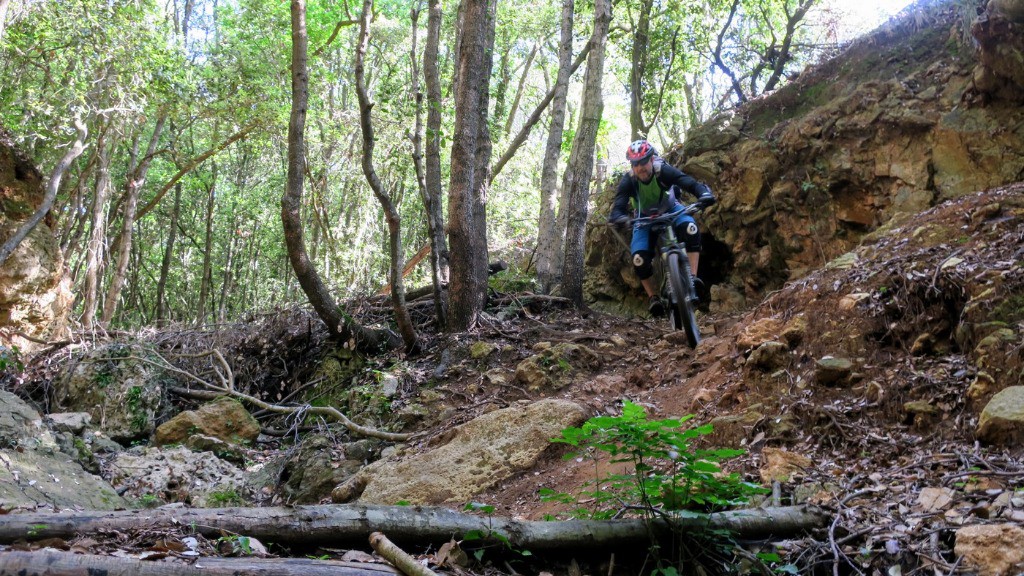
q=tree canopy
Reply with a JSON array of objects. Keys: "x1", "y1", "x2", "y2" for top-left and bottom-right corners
[{"x1": 0, "y1": 0, "x2": 858, "y2": 332}]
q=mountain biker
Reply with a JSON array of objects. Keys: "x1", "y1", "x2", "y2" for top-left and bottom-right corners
[{"x1": 609, "y1": 139, "x2": 716, "y2": 317}]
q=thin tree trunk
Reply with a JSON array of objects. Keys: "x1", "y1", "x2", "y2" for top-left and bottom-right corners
[
  {"x1": 560, "y1": 0, "x2": 611, "y2": 307},
  {"x1": 196, "y1": 159, "x2": 218, "y2": 325},
  {"x1": 446, "y1": 0, "x2": 495, "y2": 331},
  {"x1": 354, "y1": 0, "x2": 419, "y2": 352},
  {"x1": 81, "y1": 129, "x2": 119, "y2": 331},
  {"x1": 488, "y1": 41, "x2": 590, "y2": 185},
  {"x1": 502, "y1": 42, "x2": 540, "y2": 138},
  {"x1": 131, "y1": 121, "x2": 257, "y2": 224},
  {"x1": 101, "y1": 114, "x2": 166, "y2": 326},
  {"x1": 283, "y1": 0, "x2": 398, "y2": 351},
  {"x1": 0, "y1": 0, "x2": 10, "y2": 45},
  {"x1": 534, "y1": 0, "x2": 575, "y2": 293},
  {"x1": 423, "y1": 0, "x2": 449, "y2": 327},
  {"x1": 0, "y1": 504, "x2": 829, "y2": 548},
  {"x1": 155, "y1": 183, "x2": 181, "y2": 326},
  {"x1": 217, "y1": 211, "x2": 239, "y2": 323},
  {"x1": 0, "y1": 118, "x2": 87, "y2": 266}
]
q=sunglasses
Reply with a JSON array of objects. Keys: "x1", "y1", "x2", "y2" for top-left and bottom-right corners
[{"x1": 630, "y1": 158, "x2": 651, "y2": 167}]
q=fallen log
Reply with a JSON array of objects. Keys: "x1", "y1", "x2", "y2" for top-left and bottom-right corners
[
  {"x1": 0, "y1": 503, "x2": 828, "y2": 551},
  {"x1": 0, "y1": 549, "x2": 400, "y2": 576}
]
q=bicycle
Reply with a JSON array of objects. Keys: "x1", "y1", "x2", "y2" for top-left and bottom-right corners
[{"x1": 631, "y1": 204, "x2": 703, "y2": 348}]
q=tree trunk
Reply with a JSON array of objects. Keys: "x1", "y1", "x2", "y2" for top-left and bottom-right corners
[
  {"x1": 560, "y1": 0, "x2": 611, "y2": 307},
  {"x1": 0, "y1": 0, "x2": 10, "y2": 45},
  {"x1": 196, "y1": 159, "x2": 218, "y2": 325},
  {"x1": 101, "y1": 114, "x2": 166, "y2": 326},
  {"x1": 0, "y1": 550, "x2": 399, "y2": 576},
  {"x1": 422, "y1": 0, "x2": 449, "y2": 328},
  {"x1": 446, "y1": 0, "x2": 495, "y2": 331},
  {"x1": 502, "y1": 42, "x2": 540, "y2": 139},
  {"x1": 0, "y1": 118, "x2": 86, "y2": 267},
  {"x1": 535, "y1": 0, "x2": 575, "y2": 294},
  {"x1": 283, "y1": 0, "x2": 398, "y2": 351},
  {"x1": 354, "y1": 0, "x2": 419, "y2": 353},
  {"x1": 629, "y1": 0, "x2": 654, "y2": 140},
  {"x1": 155, "y1": 183, "x2": 181, "y2": 326},
  {"x1": 81, "y1": 129, "x2": 118, "y2": 331},
  {"x1": 0, "y1": 504, "x2": 829, "y2": 549}
]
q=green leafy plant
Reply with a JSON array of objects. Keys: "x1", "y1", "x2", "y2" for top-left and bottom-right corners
[
  {"x1": 461, "y1": 502, "x2": 532, "y2": 563},
  {"x1": 0, "y1": 346, "x2": 23, "y2": 372},
  {"x1": 543, "y1": 400, "x2": 764, "y2": 519},
  {"x1": 542, "y1": 400, "x2": 767, "y2": 574},
  {"x1": 208, "y1": 489, "x2": 242, "y2": 506},
  {"x1": 137, "y1": 493, "x2": 161, "y2": 508}
]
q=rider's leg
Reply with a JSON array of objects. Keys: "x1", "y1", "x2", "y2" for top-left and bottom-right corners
[{"x1": 631, "y1": 223, "x2": 658, "y2": 298}]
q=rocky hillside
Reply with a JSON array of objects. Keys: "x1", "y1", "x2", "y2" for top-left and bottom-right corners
[{"x1": 586, "y1": 0, "x2": 1024, "y2": 315}]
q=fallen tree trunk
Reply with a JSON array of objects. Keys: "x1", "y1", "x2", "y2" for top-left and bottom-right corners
[
  {"x1": 0, "y1": 503, "x2": 827, "y2": 550},
  {"x1": 0, "y1": 549, "x2": 400, "y2": 576}
]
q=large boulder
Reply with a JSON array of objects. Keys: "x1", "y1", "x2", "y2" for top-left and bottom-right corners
[
  {"x1": 106, "y1": 445, "x2": 248, "y2": 508},
  {"x1": 0, "y1": 390, "x2": 126, "y2": 511},
  {"x1": 352, "y1": 399, "x2": 587, "y2": 505},
  {"x1": 55, "y1": 343, "x2": 167, "y2": 443},
  {"x1": 0, "y1": 128, "x2": 72, "y2": 351},
  {"x1": 154, "y1": 396, "x2": 260, "y2": 448}
]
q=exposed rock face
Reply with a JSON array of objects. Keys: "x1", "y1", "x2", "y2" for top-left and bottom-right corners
[
  {"x1": 971, "y1": 0, "x2": 1024, "y2": 102},
  {"x1": 0, "y1": 390, "x2": 125, "y2": 511},
  {"x1": 106, "y1": 445, "x2": 247, "y2": 508},
  {"x1": 585, "y1": 2, "x2": 1024, "y2": 313},
  {"x1": 354, "y1": 399, "x2": 587, "y2": 505},
  {"x1": 0, "y1": 128, "x2": 72, "y2": 350}
]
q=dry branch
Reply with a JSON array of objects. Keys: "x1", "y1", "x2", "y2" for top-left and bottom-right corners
[
  {"x1": 0, "y1": 503, "x2": 829, "y2": 551},
  {"x1": 0, "y1": 549, "x2": 400, "y2": 576},
  {"x1": 117, "y1": 348, "x2": 411, "y2": 441},
  {"x1": 369, "y1": 531, "x2": 440, "y2": 576}
]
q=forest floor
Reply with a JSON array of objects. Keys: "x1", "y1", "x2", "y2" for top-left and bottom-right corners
[{"x1": 4, "y1": 185, "x2": 1023, "y2": 575}]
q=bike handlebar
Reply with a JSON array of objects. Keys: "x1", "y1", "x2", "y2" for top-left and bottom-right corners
[{"x1": 626, "y1": 203, "x2": 702, "y2": 228}]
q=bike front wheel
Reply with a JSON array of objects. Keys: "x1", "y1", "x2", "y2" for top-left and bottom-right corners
[{"x1": 667, "y1": 252, "x2": 701, "y2": 348}]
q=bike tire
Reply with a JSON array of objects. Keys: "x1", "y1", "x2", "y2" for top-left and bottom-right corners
[{"x1": 667, "y1": 252, "x2": 701, "y2": 349}]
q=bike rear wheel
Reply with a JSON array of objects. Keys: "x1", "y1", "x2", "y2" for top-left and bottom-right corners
[{"x1": 667, "y1": 252, "x2": 701, "y2": 348}]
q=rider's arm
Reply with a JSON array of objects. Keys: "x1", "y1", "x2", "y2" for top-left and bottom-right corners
[
  {"x1": 660, "y1": 163, "x2": 715, "y2": 207},
  {"x1": 609, "y1": 174, "x2": 635, "y2": 221}
]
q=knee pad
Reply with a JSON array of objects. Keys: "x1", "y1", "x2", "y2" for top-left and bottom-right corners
[
  {"x1": 632, "y1": 250, "x2": 655, "y2": 280},
  {"x1": 676, "y1": 221, "x2": 702, "y2": 252}
]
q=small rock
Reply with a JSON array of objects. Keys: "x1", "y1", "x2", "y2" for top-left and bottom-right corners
[
  {"x1": 954, "y1": 523, "x2": 1024, "y2": 576},
  {"x1": 915, "y1": 487, "x2": 956, "y2": 513},
  {"x1": 815, "y1": 356, "x2": 854, "y2": 386},
  {"x1": 748, "y1": 341, "x2": 789, "y2": 371},
  {"x1": 976, "y1": 386, "x2": 1024, "y2": 446},
  {"x1": 759, "y1": 448, "x2": 812, "y2": 483},
  {"x1": 46, "y1": 412, "x2": 92, "y2": 434},
  {"x1": 470, "y1": 342, "x2": 497, "y2": 359}
]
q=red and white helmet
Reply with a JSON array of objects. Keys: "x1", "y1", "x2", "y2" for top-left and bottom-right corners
[{"x1": 625, "y1": 139, "x2": 656, "y2": 164}]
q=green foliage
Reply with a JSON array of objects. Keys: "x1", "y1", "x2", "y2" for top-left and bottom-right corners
[
  {"x1": 544, "y1": 400, "x2": 765, "y2": 520},
  {"x1": 543, "y1": 401, "x2": 767, "y2": 573},
  {"x1": 137, "y1": 493, "x2": 162, "y2": 508},
  {"x1": 209, "y1": 489, "x2": 243, "y2": 506},
  {"x1": 461, "y1": 502, "x2": 532, "y2": 563},
  {"x1": 0, "y1": 346, "x2": 24, "y2": 372}
]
